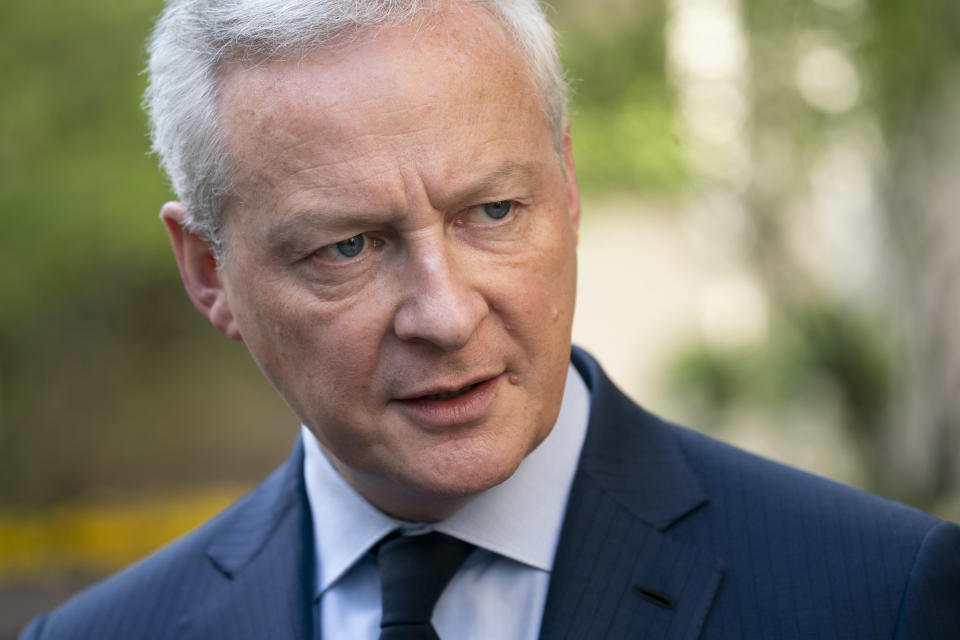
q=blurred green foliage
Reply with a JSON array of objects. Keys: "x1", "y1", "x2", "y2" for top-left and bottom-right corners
[
  {"x1": 0, "y1": 0, "x2": 297, "y2": 507},
  {"x1": 668, "y1": 301, "x2": 893, "y2": 436},
  {"x1": 556, "y1": 3, "x2": 688, "y2": 193},
  {"x1": 1, "y1": 0, "x2": 173, "y2": 327},
  {"x1": 865, "y1": 0, "x2": 960, "y2": 131},
  {"x1": 730, "y1": 0, "x2": 960, "y2": 510}
]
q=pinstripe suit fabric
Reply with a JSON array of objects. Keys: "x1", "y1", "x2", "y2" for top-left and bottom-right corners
[{"x1": 21, "y1": 348, "x2": 960, "y2": 639}]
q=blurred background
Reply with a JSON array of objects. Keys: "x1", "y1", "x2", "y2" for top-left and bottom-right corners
[{"x1": 2, "y1": 0, "x2": 958, "y2": 634}]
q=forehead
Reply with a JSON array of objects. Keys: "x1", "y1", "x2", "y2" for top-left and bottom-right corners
[{"x1": 215, "y1": 4, "x2": 550, "y2": 218}]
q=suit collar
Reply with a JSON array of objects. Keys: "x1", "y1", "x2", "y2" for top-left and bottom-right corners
[
  {"x1": 538, "y1": 348, "x2": 723, "y2": 639},
  {"x1": 206, "y1": 439, "x2": 308, "y2": 576},
  {"x1": 183, "y1": 440, "x2": 315, "y2": 640},
  {"x1": 571, "y1": 346, "x2": 708, "y2": 530}
]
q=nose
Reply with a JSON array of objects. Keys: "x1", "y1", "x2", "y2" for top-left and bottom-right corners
[{"x1": 393, "y1": 233, "x2": 489, "y2": 351}]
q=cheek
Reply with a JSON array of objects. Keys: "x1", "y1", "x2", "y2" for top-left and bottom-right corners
[
  {"x1": 229, "y1": 280, "x2": 392, "y2": 414},
  {"x1": 497, "y1": 222, "x2": 578, "y2": 335}
]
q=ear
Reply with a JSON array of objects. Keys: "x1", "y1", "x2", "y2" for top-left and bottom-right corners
[
  {"x1": 160, "y1": 202, "x2": 242, "y2": 341},
  {"x1": 561, "y1": 119, "x2": 582, "y2": 238}
]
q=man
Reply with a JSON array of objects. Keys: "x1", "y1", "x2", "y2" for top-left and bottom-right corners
[{"x1": 22, "y1": 0, "x2": 959, "y2": 638}]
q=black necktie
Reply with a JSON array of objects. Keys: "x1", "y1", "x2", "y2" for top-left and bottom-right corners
[{"x1": 377, "y1": 531, "x2": 475, "y2": 640}]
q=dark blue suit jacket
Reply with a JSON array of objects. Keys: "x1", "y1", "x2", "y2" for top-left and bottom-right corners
[{"x1": 22, "y1": 348, "x2": 960, "y2": 638}]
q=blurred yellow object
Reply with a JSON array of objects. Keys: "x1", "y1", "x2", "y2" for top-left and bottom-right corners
[{"x1": 0, "y1": 485, "x2": 248, "y2": 580}]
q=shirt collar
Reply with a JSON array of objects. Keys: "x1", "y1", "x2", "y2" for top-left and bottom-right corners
[{"x1": 302, "y1": 363, "x2": 590, "y2": 596}]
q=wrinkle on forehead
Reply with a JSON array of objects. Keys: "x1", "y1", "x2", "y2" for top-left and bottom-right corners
[{"x1": 216, "y1": 3, "x2": 537, "y2": 160}]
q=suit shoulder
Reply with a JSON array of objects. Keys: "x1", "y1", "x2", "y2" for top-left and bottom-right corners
[
  {"x1": 673, "y1": 421, "x2": 960, "y2": 635},
  {"x1": 668, "y1": 420, "x2": 944, "y2": 538},
  {"x1": 664, "y1": 420, "x2": 959, "y2": 598}
]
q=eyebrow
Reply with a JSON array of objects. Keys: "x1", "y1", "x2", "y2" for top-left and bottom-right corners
[
  {"x1": 264, "y1": 160, "x2": 543, "y2": 254},
  {"x1": 266, "y1": 209, "x2": 390, "y2": 257},
  {"x1": 441, "y1": 161, "x2": 540, "y2": 208}
]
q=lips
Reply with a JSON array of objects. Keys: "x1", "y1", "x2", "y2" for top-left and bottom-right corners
[
  {"x1": 394, "y1": 375, "x2": 501, "y2": 427},
  {"x1": 400, "y1": 374, "x2": 496, "y2": 402}
]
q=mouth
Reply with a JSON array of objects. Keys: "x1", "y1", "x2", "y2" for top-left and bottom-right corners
[
  {"x1": 419, "y1": 380, "x2": 484, "y2": 401},
  {"x1": 395, "y1": 375, "x2": 502, "y2": 427}
]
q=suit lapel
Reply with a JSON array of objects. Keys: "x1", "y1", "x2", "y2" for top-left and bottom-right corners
[
  {"x1": 182, "y1": 440, "x2": 316, "y2": 640},
  {"x1": 539, "y1": 349, "x2": 724, "y2": 639}
]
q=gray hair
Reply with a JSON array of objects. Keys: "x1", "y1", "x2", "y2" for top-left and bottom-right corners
[{"x1": 144, "y1": 0, "x2": 568, "y2": 255}]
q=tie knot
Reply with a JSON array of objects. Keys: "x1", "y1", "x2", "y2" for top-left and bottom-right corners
[{"x1": 378, "y1": 531, "x2": 475, "y2": 633}]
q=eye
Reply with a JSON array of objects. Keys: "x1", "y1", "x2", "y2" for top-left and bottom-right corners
[
  {"x1": 482, "y1": 201, "x2": 512, "y2": 220},
  {"x1": 311, "y1": 233, "x2": 368, "y2": 262},
  {"x1": 334, "y1": 234, "x2": 365, "y2": 258}
]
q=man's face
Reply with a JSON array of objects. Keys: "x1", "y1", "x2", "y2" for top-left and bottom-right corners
[{"x1": 209, "y1": 5, "x2": 580, "y2": 519}]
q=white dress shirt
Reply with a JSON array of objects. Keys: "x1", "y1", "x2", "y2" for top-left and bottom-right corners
[{"x1": 302, "y1": 363, "x2": 590, "y2": 639}]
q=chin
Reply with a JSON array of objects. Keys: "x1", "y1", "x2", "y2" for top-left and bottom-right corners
[{"x1": 417, "y1": 432, "x2": 534, "y2": 498}]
